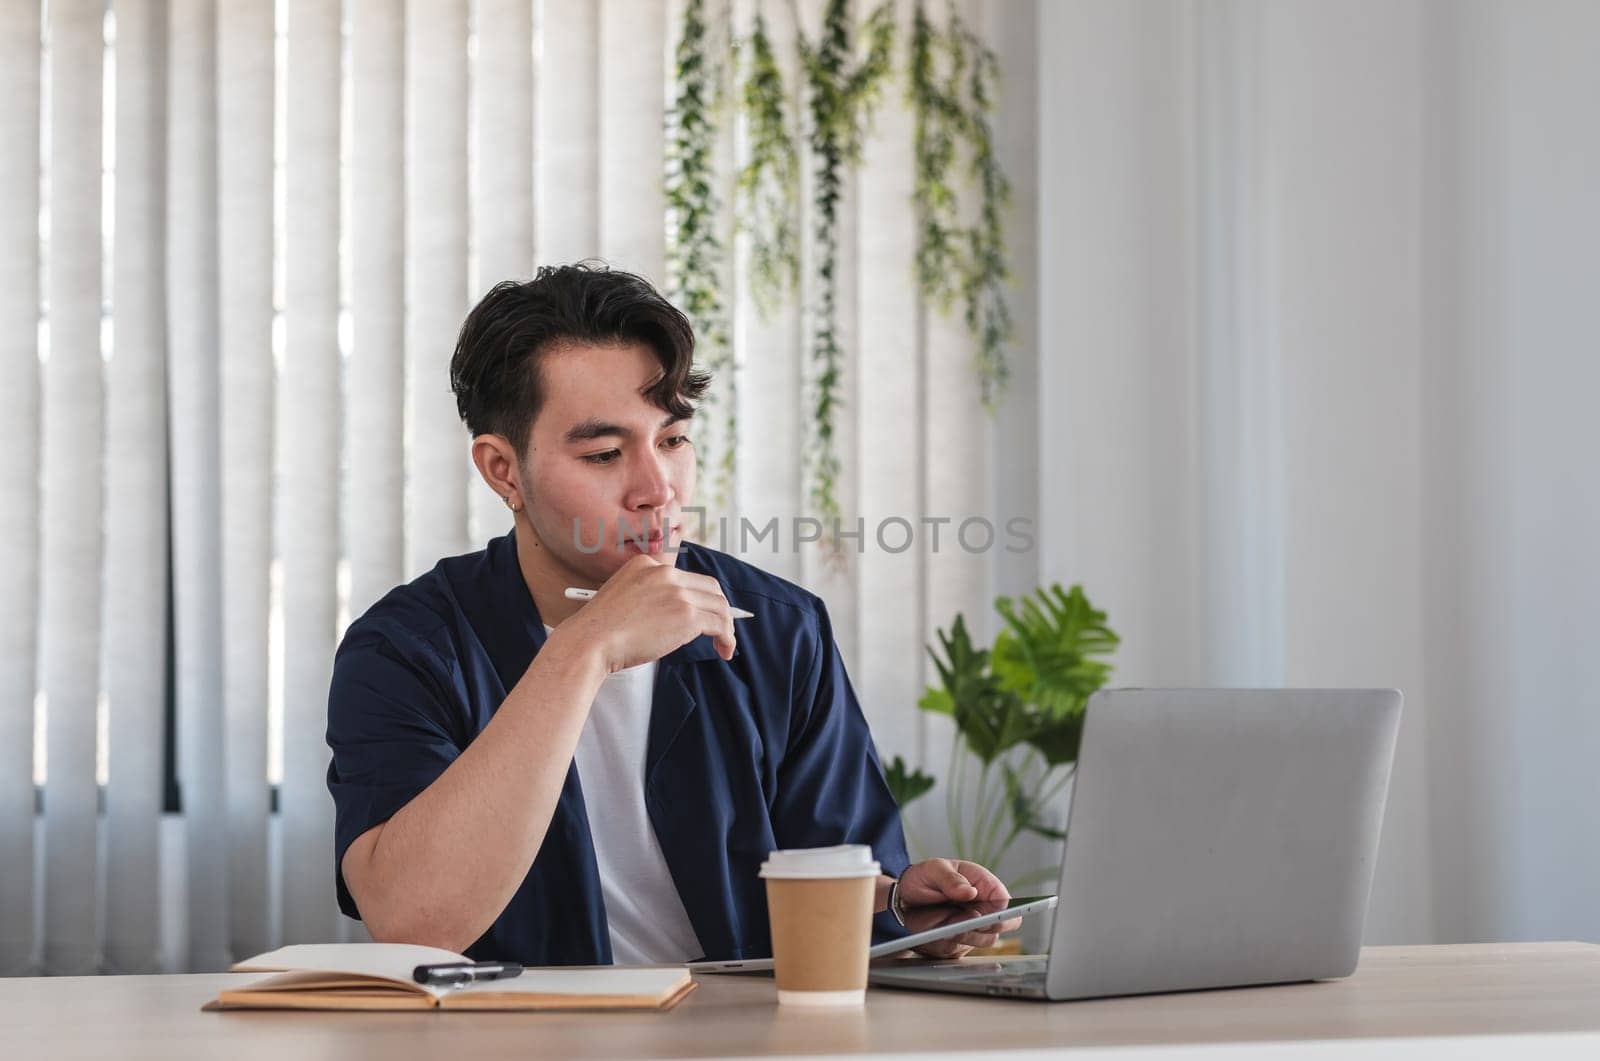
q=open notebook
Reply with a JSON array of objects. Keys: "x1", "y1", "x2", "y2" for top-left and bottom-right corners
[{"x1": 202, "y1": 944, "x2": 696, "y2": 1012}]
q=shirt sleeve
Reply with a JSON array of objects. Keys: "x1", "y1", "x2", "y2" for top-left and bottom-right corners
[
  {"x1": 771, "y1": 596, "x2": 913, "y2": 941},
  {"x1": 324, "y1": 622, "x2": 463, "y2": 921}
]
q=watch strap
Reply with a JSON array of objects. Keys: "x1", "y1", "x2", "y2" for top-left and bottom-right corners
[{"x1": 888, "y1": 877, "x2": 908, "y2": 927}]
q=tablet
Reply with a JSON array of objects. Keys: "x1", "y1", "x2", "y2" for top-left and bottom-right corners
[{"x1": 689, "y1": 894, "x2": 1057, "y2": 973}]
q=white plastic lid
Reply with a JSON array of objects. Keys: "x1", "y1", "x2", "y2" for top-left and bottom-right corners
[{"x1": 758, "y1": 844, "x2": 881, "y2": 880}]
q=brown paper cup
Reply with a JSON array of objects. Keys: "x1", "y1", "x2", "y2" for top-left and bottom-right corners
[{"x1": 760, "y1": 845, "x2": 880, "y2": 1007}]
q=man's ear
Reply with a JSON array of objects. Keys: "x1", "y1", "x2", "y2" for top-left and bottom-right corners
[{"x1": 470, "y1": 434, "x2": 523, "y2": 506}]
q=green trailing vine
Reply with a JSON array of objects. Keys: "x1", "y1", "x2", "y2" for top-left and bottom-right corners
[
  {"x1": 909, "y1": 4, "x2": 963, "y2": 309},
  {"x1": 793, "y1": 0, "x2": 896, "y2": 537},
  {"x1": 909, "y1": 0, "x2": 1013, "y2": 409},
  {"x1": 736, "y1": 7, "x2": 801, "y2": 316},
  {"x1": 665, "y1": 0, "x2": 1017, "y2": 529},
  {"x1": 666, "y1": 0, "x2": 737, "y2": 516}
]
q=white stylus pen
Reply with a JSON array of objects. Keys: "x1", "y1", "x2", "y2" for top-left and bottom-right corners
[{"x1": 563, "y1": 586, "x2": 755, "y2": 620}]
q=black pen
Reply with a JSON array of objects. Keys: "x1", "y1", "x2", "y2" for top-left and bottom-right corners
[{"x1": 412, "y1": 960, "x2": 524, "y2": 987}]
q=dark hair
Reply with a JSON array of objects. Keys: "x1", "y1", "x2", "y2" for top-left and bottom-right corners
[{"x1": 449, "y1": 261, "x2": 711, "y2": 457}]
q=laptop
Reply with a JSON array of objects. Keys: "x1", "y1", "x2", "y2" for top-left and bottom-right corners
[{"x1": 869, "y1": 688, "x2": 1402, "y2": 1001}]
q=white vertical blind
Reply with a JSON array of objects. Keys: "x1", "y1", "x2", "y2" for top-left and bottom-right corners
[
  {"x1": 598, "y1": 0, "x2": 667, "y2": 280},
  {"x1": 167, "y1": 0, "x2": 229, "y2": 974},
  {"x1": 216, "y1": 0, "x2": 275, "y2": 962},
  {"x1": 0, "y1": 0, "x2": 42, "y2": 978},
  {"x1": 41, "y1": 0, "x2": 105, "y2": 977},
  {"x1": 279, "y1": 0, "x2": 344, "y2": 946},
  {"x1": 405, "y1": 0, "x2": 471, "y2": 576},
  {"x1": 469, "y1": 0, "x2": 533, "y2": 544},
  {"x1": 347, "y1": 0, "x2": 406, "y2": 620},
  {"x1": 5, "y1": 0, "x2": 1036, "y2": 971},
  {"x1": 104, "y1": 0, "x2": 170, "y2": 975},
  {"x1": 535, "y1": 0, "x2": 600, "y2": 265}
]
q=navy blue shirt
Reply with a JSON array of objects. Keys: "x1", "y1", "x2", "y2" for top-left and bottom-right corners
[{"x1": 325, "y1": 529, "x2": 911, "y2": 964}]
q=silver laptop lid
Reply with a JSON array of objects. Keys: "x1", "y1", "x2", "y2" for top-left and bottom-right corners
[{"x1": 1046, "y1": 688, "x2": 1401, "y2": 1001}]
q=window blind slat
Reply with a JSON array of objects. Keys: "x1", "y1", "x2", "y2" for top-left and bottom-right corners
[
  {"x1": 598, "y1": 0, "x2": 666, "y2": 280},
  {"x1": 279, "y1": 0, "x2": 343, "y2": 946},
  {"x1": 535, "y1": 0, "x2": 599, "y2": 265},
  {"x1": 405, "y1": 0, "x2": 470, "y2": 576},
  {"x1": 216, "y1": 0, "x2": 276, "y2": 960},
  {"x1": 348, "y1": 0, "x2": 406, "y2": 617},
  {"x1": 168, "y1": 0, "x2": 230, "y2": 973},
  {"x1": 0, "y1": 0, "x2": 42, "y2": 980},
  {"x1": 104, "y1": 0, "x2": 172, "y2": 975},
  {"x1": 468, "y1": 0, "x2": 533, "y2": 546},
  {"x1": 41, "y1": 0, "x2": 106, "y2": 977}
]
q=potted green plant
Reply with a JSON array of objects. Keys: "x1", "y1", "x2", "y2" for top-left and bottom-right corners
[{"x1": 885, "y1": 583, "x2": 1118, "y2": 892}]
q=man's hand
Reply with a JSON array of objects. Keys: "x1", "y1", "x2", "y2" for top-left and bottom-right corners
[
  {"x1": 896, "y1": 858, "x2": 1022, "y2": 959},
  {"x1": 553, "y1": 553, "x2": 737, "y2": 669}
]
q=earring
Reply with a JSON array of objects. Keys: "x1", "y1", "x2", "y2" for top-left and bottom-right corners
[{"x1": 504, "y1": 495, "x2": 520, "y2": 513}]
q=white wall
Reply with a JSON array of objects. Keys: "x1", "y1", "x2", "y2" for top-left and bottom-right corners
[{"x1": 1037, "y1": 0, "x2": 1600, "y2": 945}]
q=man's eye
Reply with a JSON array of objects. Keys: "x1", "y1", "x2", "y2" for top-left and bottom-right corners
[
  {"x1": 663, "y1": 434, "x2": 691, "y2": 449},
  {"x1": 582, "y1": 449, "x2": 621, "y2": 465}
]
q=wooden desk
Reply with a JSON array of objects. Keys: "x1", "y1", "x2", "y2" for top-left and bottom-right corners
[{"x1": 6, "y1": 944, "x2": 1600, "y2": 1059}]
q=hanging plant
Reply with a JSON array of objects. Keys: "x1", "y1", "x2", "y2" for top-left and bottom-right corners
[
  {"x1": 909, "y1": 2, "x2": 964, "y2": 308},
  {"x1": 736, "y1": 7, "x2": 802, "y2": 317},
  {"x1": 909, "y1": 0, "x2": 1013, "y2": 409},
  {"x1": 793, "y1": 0, "x2": 896, "y2": 536},
  {"x1": 666, "y1": 0, "x2": 737, "y2": 515}
]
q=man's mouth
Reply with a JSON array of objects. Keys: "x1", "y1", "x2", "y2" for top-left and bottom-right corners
[{"x1": 626, "y1": 522, "x2": 680, "y2": 554}]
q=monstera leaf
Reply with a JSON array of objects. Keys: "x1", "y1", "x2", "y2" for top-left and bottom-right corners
[
  {"x1": 921, "y1": 614, "x2": 1030, "y2": 764},
  {"x1": 992, "y1": 582, "x2": 1117, "y2": 734}
]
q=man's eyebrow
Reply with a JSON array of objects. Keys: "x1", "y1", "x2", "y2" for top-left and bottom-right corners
[{"x1": 564, "y1": 414, "x2": 689, "y2": 444}]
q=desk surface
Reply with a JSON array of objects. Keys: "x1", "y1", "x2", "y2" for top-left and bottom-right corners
[{"x1": 6, "y1": 943, "x2": 1600, "y2": 1059}]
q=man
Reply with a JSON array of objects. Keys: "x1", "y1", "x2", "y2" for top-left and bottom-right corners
[{"x1": 326, "y1": 262, "x2": 1020, "y2": 965}]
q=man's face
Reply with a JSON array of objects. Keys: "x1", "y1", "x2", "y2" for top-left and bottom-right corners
[{"x1": 518, "y1": 340, "x2": 696, "y2": 582}]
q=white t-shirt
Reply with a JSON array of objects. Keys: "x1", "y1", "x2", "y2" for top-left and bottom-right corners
[{"x1": 555, "y1": 627, "x2": 703, "y2": 965}]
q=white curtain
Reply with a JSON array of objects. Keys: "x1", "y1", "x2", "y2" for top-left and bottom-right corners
[
  {"x1": 2, "y1": 0, "x2": 1033, "y2": 974},
  {"x1": 1038, "y1": 0, "x2": 1600, "y2": 945}
]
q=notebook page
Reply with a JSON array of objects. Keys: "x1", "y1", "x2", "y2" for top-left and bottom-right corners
[{"x1": 232, "y1": 943, "x2": 470, "y2": 990}]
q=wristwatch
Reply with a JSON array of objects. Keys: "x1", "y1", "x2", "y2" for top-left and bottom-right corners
[{"x1": 886, "y1": 877, "x2": 908, "y2": 927}]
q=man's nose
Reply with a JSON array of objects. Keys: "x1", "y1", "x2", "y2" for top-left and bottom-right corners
[{"x1": 627, "y1": 453, "x2": 673, "y2": 510}]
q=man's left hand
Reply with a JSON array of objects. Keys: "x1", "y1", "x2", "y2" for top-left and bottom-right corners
[{"x1": 894, "y1": 858, "x2": 1022, "y2": 959}]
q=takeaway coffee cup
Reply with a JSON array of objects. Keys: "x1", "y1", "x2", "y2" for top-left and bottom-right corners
[{"x1": 759, "y1": 844, "x2": 881, "y2": 1006}]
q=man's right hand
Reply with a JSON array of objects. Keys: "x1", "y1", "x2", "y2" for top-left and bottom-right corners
[{"x1": 552, "y1": 553, "x2": 738, "y2": 670}]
